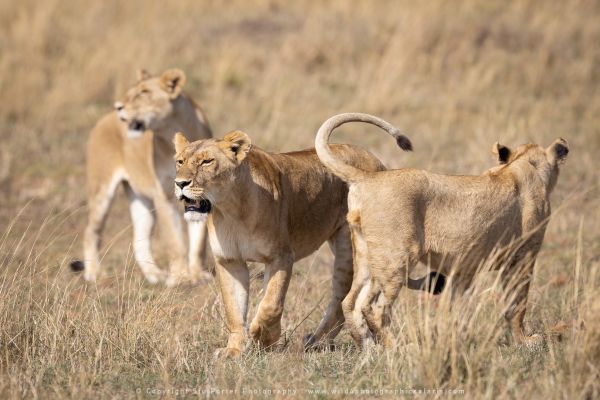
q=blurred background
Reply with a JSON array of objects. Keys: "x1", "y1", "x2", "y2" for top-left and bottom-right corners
[
  {"x1": 1, "y1": 1, "x2": 598, "y2": 211},
  {"x1": 0, "y1": 0, "x2": 599, "y2": 397}
]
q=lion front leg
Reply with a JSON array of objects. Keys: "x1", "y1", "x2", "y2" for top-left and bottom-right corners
[
  {"x1": 186, "y1": 217, "x2": 212, "y2": 282},
  {"x1": 501, "y1": 258, "x2": 542, "y2": 347},
  {"x1": 153, "y1": 195, "x2": 191, "y2": 287},
  {"x1": 214, "y1": 257, "x2": 250, "y2": 358},
  {"x1": 125, "y1": 186, "x2": 167, "y2": 284},
  {"x1": 249, "y1": 254, "x2": 293, "y2": 350}
]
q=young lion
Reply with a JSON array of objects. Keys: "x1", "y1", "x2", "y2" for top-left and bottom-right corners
[
  {"x1": 315, "y1": 113, "x2": 569, "y2": 348},
  {"x1": 70, "y1": 69, "x2": 212, "y2": 286},
  {"x1": 172, "y1": 130, "x2": 403, "y2": 357}
]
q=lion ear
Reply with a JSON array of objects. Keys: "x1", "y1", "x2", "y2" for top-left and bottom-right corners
[
  {"x1": 546, "y1": 138, "x2": 569, "y2": 165},
  {"x1": 491, "y1": 141, "x2": 511, "y2": 164},
  {"x1": 173, "y1": 132, "x2": 190, "y2": 154},
  {"x1": 160, "y1": 68, "x2": 186, "y2": 99},
  {"x1": 221, "y1": 130, "x2": 252, "y2": 162},
  {"x1": 136, "y1": 69, "x2": 152, "y2": 81}
]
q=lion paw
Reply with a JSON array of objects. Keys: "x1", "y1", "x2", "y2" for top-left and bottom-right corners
[
  {"x1": 83, "y1": 270, "x2": 98, "y2": 283},
  {"x1": 250, "y1": 321, "x2": 281, "y2": 349},
  {"x1": 522, "y1": 333, "x2": 544, "y2": 348},
  {"x1": 195, "y1": 270, "x2": 213, "y2": 283},
  {"x1": 303, "y1": 333, "x2": 335, "y2": 352},
  {"x1": 144, "y1": 269, "x2": 167, "y2": 285},
  {"x1": 165, "y1": 272, "x2": 196, "y2": 287},
  {"x1": 213, "y1": 347, "x2": 242, "y2": 360}
]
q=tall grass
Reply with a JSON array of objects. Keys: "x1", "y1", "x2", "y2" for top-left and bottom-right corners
[
  {"x1": 1, "y1": 208, "x2": 598, "y2": 398},
  {"x1": 0, "y1": 0, "x2": 599, "y2": 398}
]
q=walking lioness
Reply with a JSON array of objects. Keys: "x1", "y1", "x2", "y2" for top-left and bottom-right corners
[
  {"x1": 172, "y1": 130, "x2": 405, "y2": 357},
  {"x1": 315, "y1": 113, "x2": 569, "y2": 348},
  {"x1": 71, "y1": 68, "x2": 212, "y2": 286}
]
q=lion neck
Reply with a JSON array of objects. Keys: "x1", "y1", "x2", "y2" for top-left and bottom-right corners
[
  {"x1": 208, "y1": 169, "x2": 255, "y2": 223},
  {"x1": 505, "y1": 158, "x2": 556, "y2": 198},
  {"x1": 208, "y1": 153, "x2": 280, "y2": 224},
  {"x1": 153, "y1": 93, "x2": 208, "y2": 140}
]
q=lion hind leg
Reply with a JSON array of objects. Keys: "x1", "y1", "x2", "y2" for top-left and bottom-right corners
[
  {"x1": 306, "y1": 224, "x2": 354, "y2": 350},
  {"x1": 79, "y1": 171, "x2": 123, "y2": 282},
  {"x1": 366, "y1": 247, "x2": 419, "y2": 348},
  {"x1": 361, "y1": 281, "x2": 386, "y2": 345}
]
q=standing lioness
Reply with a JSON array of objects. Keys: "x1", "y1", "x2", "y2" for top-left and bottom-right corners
[
  {"x1": 172, "y1": 130, "x2": 403, "y2": 357},
  {"x1": 315, "y1": 113, "x2": 569, "y2": 348},
  {"x1": 71, "y1": 69, "x2": 212, "y2": 286}
]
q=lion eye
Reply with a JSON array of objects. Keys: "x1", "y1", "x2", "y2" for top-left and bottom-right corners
[
  {"x1": 201, "y1": 159, "x2": 214, "y2": 166},
  {"x1": 177, "y1": 159, "x2": 184, "y2": 166}
]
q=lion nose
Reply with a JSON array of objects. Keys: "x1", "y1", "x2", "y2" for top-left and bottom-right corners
[{"x1": 175, "y1": 180, "x2": 191, "y2": 189}]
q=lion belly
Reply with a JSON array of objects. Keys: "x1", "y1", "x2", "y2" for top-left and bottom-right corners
[{"x1": 274, "y1": 151, "x2": 350, "y2": 260}]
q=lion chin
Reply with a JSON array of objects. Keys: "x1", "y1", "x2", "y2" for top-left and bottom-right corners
[
  {"x1": 183, "y1": 199, "x2": 211, "y2": 222},
  {"x1": 127, "y1": 129, "x2": 145, "y2": 139},
  {"x1": 184, "y1": 211, "x2": 208, "y2": 223}
]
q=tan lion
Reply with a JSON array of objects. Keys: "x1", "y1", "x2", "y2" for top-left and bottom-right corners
[
  {"x1": 172, "y1": 130, "x2": 408, "y2": 357},
  {"x1": 315, "y1": 113, "x2": 569, "y2": 348},
  {"x1": 70, "y1": 68, "x2": 212, "y2": 286}
]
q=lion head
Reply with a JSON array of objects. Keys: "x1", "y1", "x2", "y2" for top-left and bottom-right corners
[
  {"x1": 492, "y1": 138, "x2": 569, "y2": 192},
  {"x1": 172, "y1": 131, "x2": 252, "y2": 221},
  {"x1": 114, "y1": 68, "x2": 187, "y2": 139}
]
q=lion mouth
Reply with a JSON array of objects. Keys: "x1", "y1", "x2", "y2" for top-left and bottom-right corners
[
  {"x1": 128, "y1": 119, "x2": 145, "y2": 131},
  {"x1": 182, "y1": 196, "x2": 212, "y2": 213}
]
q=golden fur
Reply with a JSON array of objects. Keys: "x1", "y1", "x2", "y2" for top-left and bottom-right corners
[
  {"x1": 315, "y1": 113, "x2": 569, "y2": 348},
  {"x1": 173, "y1": 131, "x2": 389, "y2": 357},
  {"x1": 72, "y1": 68, "x2": 212, "y2": 286}
]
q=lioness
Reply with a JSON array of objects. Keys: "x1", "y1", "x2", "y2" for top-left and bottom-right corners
[
  {"x1": 71, "y1": 69, "x2": 212, "y2": 286},
  {"x1": 315, "y1": 113, "x2": 569, "y2": 348},
  {"x1": 172, "y1": 130, "x2": 403, "y2": 357}
]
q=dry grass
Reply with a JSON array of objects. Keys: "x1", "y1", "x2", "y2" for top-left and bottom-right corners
[{"x1": 1, "y1": 0, "x2": 599, "y2": 398}]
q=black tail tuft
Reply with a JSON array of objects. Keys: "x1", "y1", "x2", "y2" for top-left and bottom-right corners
[
  {"x1": 70, "y1": 260, "x2": 85, "y2": 272},
  {"x1": 427, "y1": 271, "x2": 446, "y2": 295},
  {"x1": 407, "y1": 271, "x2": 446, "y2": 294},
  {"x1": 395, "y1": 134, "x2": 413, "y2": 151}
]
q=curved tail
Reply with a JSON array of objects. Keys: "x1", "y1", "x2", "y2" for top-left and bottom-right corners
[{"x1": 315, "y1": 113, "x2": 412, "y2": 182}]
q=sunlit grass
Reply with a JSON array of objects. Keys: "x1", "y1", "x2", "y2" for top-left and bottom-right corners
[{"x1": 0, "y1": 0, "x2": 599, "y2": 398}]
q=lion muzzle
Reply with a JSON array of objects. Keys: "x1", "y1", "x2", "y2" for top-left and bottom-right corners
[{"x1": 183, "y1": 196, "x2": 212, "y2": 214}]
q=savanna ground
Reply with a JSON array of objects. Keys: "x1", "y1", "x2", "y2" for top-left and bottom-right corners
[{"x1": 1, "y1": 0, "x2": 599, "y2": 398}]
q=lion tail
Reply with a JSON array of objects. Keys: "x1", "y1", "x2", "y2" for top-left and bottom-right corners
[
  {"x1": 69, "y1": 260, "x2": 85, "y2": 272},
  {"x1": 315, "y1": 112, "x2": 412, "y2": 183}
]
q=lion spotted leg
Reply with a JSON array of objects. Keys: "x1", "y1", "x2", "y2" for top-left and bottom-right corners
[
  {"x1": 125, "y1": 186, "x2": 166, "y2": 284},
  {"x1": 214, "y1": 257, "x2": 249, "y2": 358},
  {"x1": 249, "y1": 254, "x2": 293, "y2": 349},
  {"x1": 305, "y1": 225, "x2": 354, "y2": 350},
  {"x1": 82, "y1": 172, "x2": 122, "y2": 282}
]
